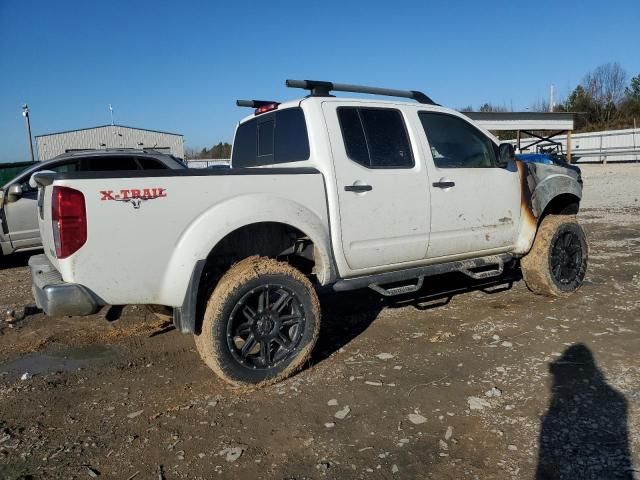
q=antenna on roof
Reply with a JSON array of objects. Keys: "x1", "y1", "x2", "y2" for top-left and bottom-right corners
[{"x1": 285, "y1": 79, "x2": 437, "y2": 105}]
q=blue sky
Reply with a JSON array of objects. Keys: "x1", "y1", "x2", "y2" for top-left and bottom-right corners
[{"x1": 1, "y1": 0, "x2": 638, "y2": 162}]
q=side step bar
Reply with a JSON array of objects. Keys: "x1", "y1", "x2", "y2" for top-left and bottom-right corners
[{"x1": 332, "y1": 254, "x2": 513, "y2": 295}]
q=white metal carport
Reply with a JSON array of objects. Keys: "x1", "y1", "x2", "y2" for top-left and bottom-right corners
[{"x1": 462, "y1": 112, "x2": 576, "y2": 162}]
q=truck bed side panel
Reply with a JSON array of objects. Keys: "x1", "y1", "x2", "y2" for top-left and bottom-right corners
[{"x1": 42, "y1": 170, "x2": 329, "y2": 306}]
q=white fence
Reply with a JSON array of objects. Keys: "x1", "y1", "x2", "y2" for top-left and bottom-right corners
[
  {"x1": 511, "y1": 128, "x2": 640, "y2": 163},
  {"x1": 185, "y1": 159, "x2": 230, "y2": 168}
]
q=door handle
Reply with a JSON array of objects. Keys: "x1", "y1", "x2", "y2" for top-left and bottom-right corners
[
  {"x1": 432, "y1": 180, "x2": 455, "y2": 188},
  {"x1": 344, "y1": 184, "x2": 373, "y2": 192}
]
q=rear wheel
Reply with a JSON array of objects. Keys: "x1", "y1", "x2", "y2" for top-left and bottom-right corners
[
  {"x1": 195, "y1": 256, "x2": 320, "y2": 387},
  {"x1": 521, "y1": 215, "x2": 588, "y2": 297}
]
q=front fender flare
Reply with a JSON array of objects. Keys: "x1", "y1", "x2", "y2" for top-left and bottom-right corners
[{"x1": 531, "y1": 174, "x2": 582, "y2": 218}]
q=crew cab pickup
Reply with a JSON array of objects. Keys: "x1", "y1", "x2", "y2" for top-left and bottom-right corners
[{"x1": 30, "y1": 80, "x2": 587, "y2": 386}]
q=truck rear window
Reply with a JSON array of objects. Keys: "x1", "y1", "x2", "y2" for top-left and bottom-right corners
[{"x1": 232, "y1": 108, "x2": 310, "y2": 167}]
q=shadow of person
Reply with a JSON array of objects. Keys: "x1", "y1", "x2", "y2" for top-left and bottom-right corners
[
  {"x1": 536, "y1": 344, "x2": 634, "y2": 479},
  {"x1": 312, "y1": 288, "x2": 384, "y2": 364}
]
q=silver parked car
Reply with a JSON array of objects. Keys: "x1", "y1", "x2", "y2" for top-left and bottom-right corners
[{"x1": 0, "y1": 149, "x2": 186, "y2": 257}]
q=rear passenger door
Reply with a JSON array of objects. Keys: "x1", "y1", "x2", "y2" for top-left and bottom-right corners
[{"x1": 323, "y1": 103, "x2": 430, "y2": 271}]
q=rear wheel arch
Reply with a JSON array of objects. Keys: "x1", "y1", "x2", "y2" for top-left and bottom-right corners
[{"x1": 186, "y1": 221, "x2": 331, "y2": 335}]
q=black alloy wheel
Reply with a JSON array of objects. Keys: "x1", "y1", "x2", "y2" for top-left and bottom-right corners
[
  {"x1": 227, "y1": 284, "x2": 306, "y2": 369},
  {"x1": 550, "y1": 231, "x2": 584, "y2": 286}
]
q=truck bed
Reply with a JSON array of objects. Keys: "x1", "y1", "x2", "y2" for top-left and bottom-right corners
[{"x1": 38, "y1": 167, "x2": 328, "y2": 307}]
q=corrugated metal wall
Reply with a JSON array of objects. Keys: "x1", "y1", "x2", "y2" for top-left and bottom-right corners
[{"x1": 35, "y1": 125, "x2": 184, "y2": 160}]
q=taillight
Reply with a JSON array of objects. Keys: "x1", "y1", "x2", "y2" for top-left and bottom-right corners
[{"x1": 52, "y1": 186, "x2": 87, "y2": 258}]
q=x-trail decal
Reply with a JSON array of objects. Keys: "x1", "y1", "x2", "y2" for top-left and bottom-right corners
[{"x1": 100, "y1": 188, "x2": 167, "y2": 209}]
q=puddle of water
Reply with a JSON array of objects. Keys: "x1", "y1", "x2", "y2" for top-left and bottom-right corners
[{"x1": 0, "y1": 345, "x2": 120, "y2": 380}]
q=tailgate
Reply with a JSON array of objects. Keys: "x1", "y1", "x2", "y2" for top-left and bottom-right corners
[{"x1": 35, "y1": 177, "x2": 61, "y2": 270}]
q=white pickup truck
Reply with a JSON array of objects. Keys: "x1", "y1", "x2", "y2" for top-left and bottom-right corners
[{"x1": 30, "y1": 80, "x2": 587, "y2": 386}]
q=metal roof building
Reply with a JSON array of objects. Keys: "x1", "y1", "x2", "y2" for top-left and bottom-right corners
[{"x1": 35, "y1": 124, "x2": 184, "y2": 161}]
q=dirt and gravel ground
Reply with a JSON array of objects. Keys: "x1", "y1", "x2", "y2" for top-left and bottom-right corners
[{"x1": 1, "y1": 163, "x2": 639, "y2": 479}]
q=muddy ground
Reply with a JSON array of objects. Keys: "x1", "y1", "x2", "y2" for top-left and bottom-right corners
[{"x1": 1, "y1": 163, "x2": 639, "y2": 479}]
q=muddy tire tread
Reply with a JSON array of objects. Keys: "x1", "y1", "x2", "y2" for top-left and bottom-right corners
[
  {"x1": 195, "y1": 256, "x2": 320, "y2": 388},
  {"x1": 521, "y1": 214, "x2": 587, "y2": 297}
]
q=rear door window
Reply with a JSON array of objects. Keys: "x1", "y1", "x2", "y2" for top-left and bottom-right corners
[
  {"x1": 337, "y1": 107, "x2": 414, "y2": 168},
  {"x1": 232, "y1": 108, "x2": 310, "y2": 167}
]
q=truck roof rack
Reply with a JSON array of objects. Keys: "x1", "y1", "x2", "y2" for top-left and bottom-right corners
[
  {"x1": 285, "y1": 79, "x2": 437, "y2": 105},
  {"x1": 236, "y1": 100, "x2": 279, "y2": 108}
]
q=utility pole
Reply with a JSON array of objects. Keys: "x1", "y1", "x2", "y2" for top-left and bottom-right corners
[
  {"x1": 22, "y1": 104, "x2": 35, "y2": 162},
  {"x1": 549, "y1": 85, "x2": 555, "y2": 112}
]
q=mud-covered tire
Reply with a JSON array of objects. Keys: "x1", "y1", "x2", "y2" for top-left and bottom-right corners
[
  {"x1": 521, "y1": 215, "x2": 588, "y2": 297},
  {"x1": 194, "y1": 256, "x2": 320, "y2": 387}
]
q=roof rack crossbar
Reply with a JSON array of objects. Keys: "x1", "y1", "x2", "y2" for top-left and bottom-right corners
[
  {"x1": 236, "y1": 100, "x2": 279, "y2": 108},
  {"x1": 285, "y1": 79, "x2": 437, "y2": 105}
]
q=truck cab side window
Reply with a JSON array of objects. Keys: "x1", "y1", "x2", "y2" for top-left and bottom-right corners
[
  {"x1": 338, "y1": 107, "x2": 414, "y2": 169},
  {"x1": 419, "y1": 112, "x2": 497, "y2": 168}
]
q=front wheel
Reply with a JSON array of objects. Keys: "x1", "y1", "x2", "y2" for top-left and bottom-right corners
[
  {"x1": 521, "y1": 215, "x2": 588, "y2": 297},
  {"x1": 195, "y1": 256, "x2": 320, "y2": 387}
]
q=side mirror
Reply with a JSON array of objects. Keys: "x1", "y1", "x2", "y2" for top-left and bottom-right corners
[
  {"x1": 6, "y1": 184, "x2": 23, "y2": 203},
  {"x1": 497, "y1": 143, "x2": 515, "y2": 167}
]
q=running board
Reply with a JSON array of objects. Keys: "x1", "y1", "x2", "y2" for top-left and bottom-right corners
[
  {"x1": 332, "y1": 254, "x2": 513, "y2": 294},
  {"x1": 370, "y1": 277, "x2": 425, "y2": 297},
  {"x1": 459, "y1": 259, "x2": 505, "y2": 280}
]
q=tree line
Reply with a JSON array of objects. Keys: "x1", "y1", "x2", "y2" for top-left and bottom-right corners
[
  {"x1": 558, "y1": 63, "x2": 639, "y2": 131},
  {"x1": 461, "y1": 62, "x2": 640, "y2": 134},
  {"x1": 184, "y1": 142, "x2": 231, "y2": 160}
]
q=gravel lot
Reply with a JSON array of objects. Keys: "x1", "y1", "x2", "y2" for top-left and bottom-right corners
[{"x1": 1, "y1": 163, "x2": 639, "y2": 479}]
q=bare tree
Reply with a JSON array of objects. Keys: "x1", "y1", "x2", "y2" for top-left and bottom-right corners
[
  {"x1": 478, "y1": 102, "x2": 509, "y2": 112},
  {"x1": 530, "y1": 97, "x2": 550, "y2": 113},
  {"x1": 184, "y1": 147, "x2": 201, "y2": 160},
  {"x1": 582, "y1": 62, "x2": 628, "y2": 124}
]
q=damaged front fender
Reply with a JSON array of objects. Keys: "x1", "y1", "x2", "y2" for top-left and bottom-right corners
[{"x1": 514, "y1": 160, "x2": 583, "y2": 254}]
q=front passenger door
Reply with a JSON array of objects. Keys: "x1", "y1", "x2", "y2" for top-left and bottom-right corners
[{"x1": 419, "y1": 112, "x2": 521, "y2": 259}]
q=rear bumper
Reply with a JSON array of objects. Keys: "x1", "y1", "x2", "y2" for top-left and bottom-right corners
[{"x1": 29, "y1": 254, "x2": 103, "y2": 316}]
